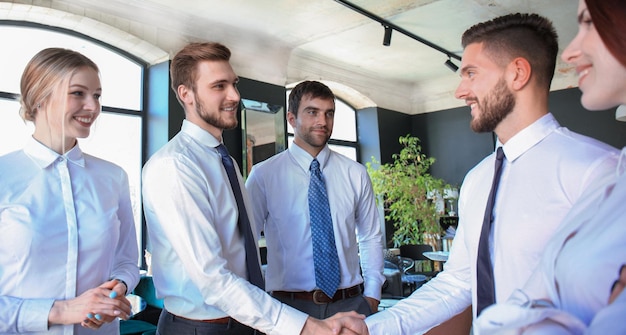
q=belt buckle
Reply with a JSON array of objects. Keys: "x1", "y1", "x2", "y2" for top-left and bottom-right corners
[{"x1": 312, "y1": 290, "x2": 330, "y2": 304}]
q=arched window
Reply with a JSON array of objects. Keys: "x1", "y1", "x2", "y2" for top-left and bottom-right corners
[
  {"x1": 286, "y1": 90, "x2": 359, "y2": 161},
  {"x1": 0, "y1": 23, "x2": 145, "y2": 257}
]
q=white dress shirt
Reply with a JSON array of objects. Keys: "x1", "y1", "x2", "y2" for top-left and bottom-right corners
[
  {"x1": 475, "y1": 147, "x2": 626, "y2": 333},
  {"x1": 245, "y1": 144, "x2": 385, "y2": 299},
  {"x1": 366, "y1": 113, "x2": 619, "y2": 334},
  {"x1": 142, "y1": 120, "x2": 308, "y2": 335},
  {"x1": 0, "y1": 137, "x2": 139, "y2": 334}
]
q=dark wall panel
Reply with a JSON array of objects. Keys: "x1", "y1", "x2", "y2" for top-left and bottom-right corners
[
  {"x1": 412, "y1": 106, "x2": 494, "y2": 187},
  {"x1": 376, "y1": 107, "x2": 412, "y2": 165},
  {"x1": 357, "y1": 107, "x2": 381, "y2": 165},
  {"x1": 549, "y1": 88, "x2": 626, "y2": 149}
]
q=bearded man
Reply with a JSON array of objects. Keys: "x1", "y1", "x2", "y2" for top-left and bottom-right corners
[{"x1": 363, "y1": 13, "x2": 619, "y2": 335}]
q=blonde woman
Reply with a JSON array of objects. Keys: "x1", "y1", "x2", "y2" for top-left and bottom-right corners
[{"x1": 0, "y1": 48, "x2": 139, "y2": 334}]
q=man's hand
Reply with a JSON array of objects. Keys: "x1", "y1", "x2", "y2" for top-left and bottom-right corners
[
  {"x1": 49, "y1": 279, "x2": 132, "y2": 329},
  {"x1": 364, "y1": 296, "x2": 379, "y2": 314},
  {"x1": 301, "y1": 312, "x2": 368, "y2": 335}
]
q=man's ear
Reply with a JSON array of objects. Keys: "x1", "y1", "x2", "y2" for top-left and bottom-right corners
[
  {"x1": 178, "y1": 85, "x2": 194, "y2": 106},
  {"x1": 507, "y1": 57, "x2": 532, "y2": 91},
  {"x1": 287, "y1": 111, "x2": 296, "y2": 128}
]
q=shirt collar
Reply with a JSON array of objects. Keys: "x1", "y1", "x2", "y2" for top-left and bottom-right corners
[
  {"x1": 288, "y1": 142, "x2": 330, "y2": 172},
  {"x1": 181, "y1": 119, "x2": 222, "y2": 149},
  {"x1": 24, "y1": 136, "x2": 85, "y2": 169},
  {"x1": 499, "y1": 113, "x2": 559, "y2": 162}
]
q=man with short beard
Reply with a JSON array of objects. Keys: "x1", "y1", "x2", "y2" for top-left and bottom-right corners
[
  {"x1": 245, "y1": 81, "x2": 384, "y2": 319},
  {"x1": 142, "y1": 42, "x2": 367, "y2": 335},
  {"x1": 363, "y1": 13, "x2": 619, "y2": 335}
]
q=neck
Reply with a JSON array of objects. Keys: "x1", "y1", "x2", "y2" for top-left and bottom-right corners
[
  {"x1": 496, "y1": 89, "x2": 549, "y2": 144},
  {"x1": 293, "y1": 138, "x2": 324, "y2": 158},
  {"x1": 32, "y1": 130, "x2": 76, "y2": 155}
]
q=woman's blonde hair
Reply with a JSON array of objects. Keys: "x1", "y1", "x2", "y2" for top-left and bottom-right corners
[{"x1": 20, "y1": 48, "x2": 99, "y2": 121}]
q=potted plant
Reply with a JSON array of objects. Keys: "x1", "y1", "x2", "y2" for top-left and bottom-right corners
[{"x1": 367, "y1": 135, "x2": 449, "y2": 248}]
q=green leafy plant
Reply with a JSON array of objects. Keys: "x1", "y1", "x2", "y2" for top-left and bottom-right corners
[{"x1": 367, "y1": 135, "x2": 448, "y2": 247}]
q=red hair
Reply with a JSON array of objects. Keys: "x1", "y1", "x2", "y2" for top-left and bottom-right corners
[{"x1": 586, "y1": 0, "x2": 626, "y2": 67}]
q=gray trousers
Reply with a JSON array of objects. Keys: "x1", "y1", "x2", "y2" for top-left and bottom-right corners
[{"x1": 272, "y1": 293, "x2": 373, "y2": 319}]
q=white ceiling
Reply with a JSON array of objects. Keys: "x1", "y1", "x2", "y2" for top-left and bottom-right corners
[{"x1": 1, "y1": 0, "x2": 579, "y2": 114}]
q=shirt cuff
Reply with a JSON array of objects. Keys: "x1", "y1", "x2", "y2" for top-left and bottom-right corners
[
  {"x1": 18, "y1": 299, "x2": 55, "y2": 332},
  {"x1": 363, "y1": 276, "x2": 385, "y2": 301},
  {"x1": 269, "y1": 304, "x2": 308, "y2": 335}
]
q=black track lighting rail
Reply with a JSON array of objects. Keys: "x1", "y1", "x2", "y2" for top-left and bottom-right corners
[{"x1": 335, "y1": 0, "x2": 462, "y2": 61}]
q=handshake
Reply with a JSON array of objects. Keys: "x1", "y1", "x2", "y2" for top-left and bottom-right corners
[{"x1": 303, "y1": 311, "x2": 370, "y2": 335}]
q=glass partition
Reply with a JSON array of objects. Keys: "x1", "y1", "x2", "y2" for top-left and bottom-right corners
[{"x1": 241, "y1": 99, "x2": 286, "y2": 178}]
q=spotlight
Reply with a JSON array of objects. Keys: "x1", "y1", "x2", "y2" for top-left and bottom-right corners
[
  {"x1": 383, "y1": 26, "x2": 392, "y2": 46},
  {"x1": 444, "y1": 58, "x2": 458, "y2": 72}
]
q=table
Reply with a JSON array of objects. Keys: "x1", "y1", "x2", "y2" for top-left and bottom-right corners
[{"x1": 422, "y1": 251, "x2": 450, "y2": 262}]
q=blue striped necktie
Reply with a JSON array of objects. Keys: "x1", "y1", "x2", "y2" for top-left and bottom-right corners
[{"x1": 308, "y1": 158, "x2": 340, "y2": 298}]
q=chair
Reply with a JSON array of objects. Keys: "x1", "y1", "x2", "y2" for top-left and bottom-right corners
[
  {"x1": 399, "y1": 244, "x2": 439, "y2": 279},
  {"x1": 120, "y1": 276, "x2": 162, "y2": 335},
  {"x1": 381, "y1": 261, "x2": 403, "y2": 298}
]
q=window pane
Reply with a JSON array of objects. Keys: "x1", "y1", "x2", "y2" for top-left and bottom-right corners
[
  {"x1": 0, "y1": 25, "x2": 142, "y2": 110},
  {"x1": 0, "y1": 99, "x2": 33, "y2": 156},
  {"x1": 79, "y1": 112, "x2": 143, "y2": 250},
  {"x1": 329, "y1": 144, "x2": 357, "y2": 161},
  {"x1": 332, "y1": 99, "x2": 357, "y2": 142}
]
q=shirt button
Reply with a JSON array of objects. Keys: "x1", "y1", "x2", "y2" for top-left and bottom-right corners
[{"x1": 57, "y1": 157, "x2": 65, "y2": 162}]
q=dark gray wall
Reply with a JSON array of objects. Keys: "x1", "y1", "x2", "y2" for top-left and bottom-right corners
[
  {"x1": 375, "y1": 107, "x2": 412, "y2": 165},
  {"x1": 357, "y1": 107, "x2": 381, "y2": 165},
  {"x1": 412, "y1": 107, "x2": 493, "y2": 187},
  {"x1": 549, "y1": 88, "x2": 626, "y2": 149}
]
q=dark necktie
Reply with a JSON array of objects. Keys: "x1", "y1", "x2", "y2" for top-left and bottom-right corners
[
  {"x1": 216, "y1": 144, "x2": 265, "y2": 290},
  {"x1": 308, "y1": 158, "x2": 341, "y2": 298},
  {"x1": 476, "y1": 147, "x2": 505, "y2": 315}
]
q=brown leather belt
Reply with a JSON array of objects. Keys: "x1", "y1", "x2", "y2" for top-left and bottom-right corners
[
  {"x1": 171, "y1": 312, "x2": 231, "y2": 324},
  {"x1": 272, "y1": 284, "x2": 362, "y2": 304}
]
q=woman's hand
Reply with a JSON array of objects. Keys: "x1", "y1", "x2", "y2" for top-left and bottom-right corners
[{"x1": 49, "y1": 279, "x2": 132, "y2": 329}]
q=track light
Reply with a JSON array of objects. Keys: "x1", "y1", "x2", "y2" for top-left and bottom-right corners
[
  {"x1": 383, "y1": 25, "x2": 392, "y2": 46},
  {"x1": 444, "y1": 58, "x2": 458, "y2": 72}
]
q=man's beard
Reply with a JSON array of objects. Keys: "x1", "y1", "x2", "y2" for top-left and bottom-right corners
[
  {"x1": 195, "y1": 96, "x2": 238, "y2": 130},
  {"x1": 299, "y1": 126, "x2": 331, "y2": 149},
  {"x1": 471, "y1": 78, "x2": 516, "y2": 133}
]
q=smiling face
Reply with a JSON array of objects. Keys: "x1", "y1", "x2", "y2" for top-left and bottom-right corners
[
  {"x1": 561, "y1": 0, "x2": 626, "y2": 110},
  {"x1": 288, "y1": 94, "x2": 335, "y2": 157},
  {"x1": 180, "y1": 60, "x2": 240, "y2": 140},
  {"x1": 455, "y1": 43, "x2": 516, "y2": 133},
  {"x1": 33, "y1": 66, "x2": 101, "y2": 153}
]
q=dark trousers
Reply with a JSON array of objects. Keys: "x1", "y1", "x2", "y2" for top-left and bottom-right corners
[
  {"x1": 272, "y1": 293, "x2": 373, "y2": 319},
  {"x1": 156, "y1": 309, "x2": 257, "y2": 335}
]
